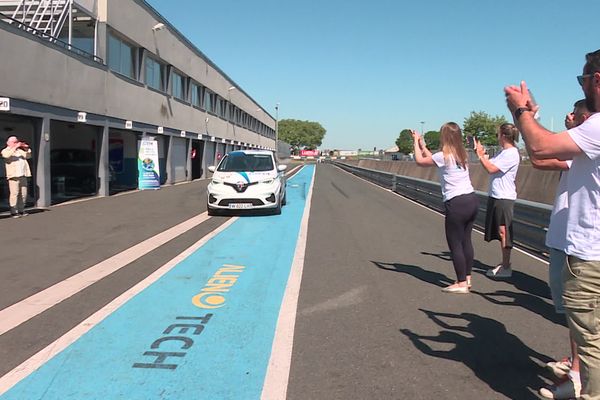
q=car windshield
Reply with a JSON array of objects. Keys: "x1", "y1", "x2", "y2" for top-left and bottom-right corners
[{"x1": 217, "y1": 153, "x2": 274, "y2": 172}]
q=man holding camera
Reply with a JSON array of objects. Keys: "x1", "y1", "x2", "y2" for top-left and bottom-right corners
[{"x1": 2, "y1": 136, "x2": 31, "y2": 218}]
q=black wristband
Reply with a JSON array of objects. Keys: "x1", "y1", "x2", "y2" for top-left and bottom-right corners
[{"x1": 514, "y1": 107, "x2": 530, "y2": 120}]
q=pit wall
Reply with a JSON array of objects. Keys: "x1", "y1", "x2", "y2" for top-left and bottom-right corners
[{"x1": 351, "y1": 160, "x2": 560, "y2": 205}]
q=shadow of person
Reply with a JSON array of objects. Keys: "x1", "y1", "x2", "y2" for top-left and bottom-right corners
[
  {"x1": 400, "y1": 309, "x2": 552, "y2": 399},
  {"x1": 420, "y1": 250, "x2": 452, "y2": 262},
  {"x1": 471, "y1": 260, "x2": 551, "y2": 300},
  {"x1": 371, "y1": 260, "x2": 454, "y2": 288},
  {"x1": 475, "y1": 290, "x2": 566, "y2": 326}
]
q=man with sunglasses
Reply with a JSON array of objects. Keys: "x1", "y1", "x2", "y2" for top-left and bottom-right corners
[{"x1": 505, "y1": 49, "x2": 600, "y2": 400}]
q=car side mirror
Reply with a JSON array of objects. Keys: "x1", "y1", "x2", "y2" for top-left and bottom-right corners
[
  {"x1": 277, "y1": 165, "x2": 288, "y2": 172},
  {"x1": 208, "y1": 166, "x2": 216, "y2": 173}
]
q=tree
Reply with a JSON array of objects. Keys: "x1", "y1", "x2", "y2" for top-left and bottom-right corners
[
  {"x1": 463, "y1": 111, "x2": 508, "y2": 146},
  {"x1": 278, "y1": 119, "x2": 326, "y2": 152},
  {"x1": 396, "y1": 129, "x2": 413, "y2": 155},
  {"x1": 423, "y1": 130, "x2": 441, "y2": 150}
]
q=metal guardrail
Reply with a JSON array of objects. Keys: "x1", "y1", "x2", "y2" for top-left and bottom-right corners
[
  {"x1": 0, "y1": 11, "x2": 103, "y2": 64},
  {"x1": 333, "y1": 161, "x2": 552, "y2": 259}
]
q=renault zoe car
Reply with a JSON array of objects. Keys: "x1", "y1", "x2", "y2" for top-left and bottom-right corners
[{"x1": 206, "y1": 150, "x2": 287, "y2": 215}]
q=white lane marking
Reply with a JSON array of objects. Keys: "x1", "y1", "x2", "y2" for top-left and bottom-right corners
[
  {"x1": 0, "y1": 217, "x2": 238, "y2": 396},
  {"x1": 334, "y1": 164, "x2": 549, "y2": 265},
  {"x1": 261, "y1": 166, "x2": 316, "y2": 400},
  {"x1": 0, "y1": 212, "x2": 213, "y2": 336}
]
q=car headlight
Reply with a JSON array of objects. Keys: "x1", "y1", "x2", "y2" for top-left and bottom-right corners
[
  {"x1": 261, "y1": 179, "x2": 275, "y2": 185},
  {"x1": 211, "y1": 179, "x2": 223, "y2": 185}
]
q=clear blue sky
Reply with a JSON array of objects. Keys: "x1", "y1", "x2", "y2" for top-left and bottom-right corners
[{"x1": 146, "y1": 0, "x2": 600, "y2": 150}]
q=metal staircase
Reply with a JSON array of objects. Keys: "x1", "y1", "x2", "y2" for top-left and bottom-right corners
[{"x1": 0, "y1": 0, "x2": 71, "y2": 38}]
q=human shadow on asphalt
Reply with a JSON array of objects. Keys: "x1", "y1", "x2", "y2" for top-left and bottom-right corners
[
  {"x1": 422, "y1": 253, "x2": 551, "y2": 299},
  {"x1": 400, "y1": 309, "x2": 552, "y2": 399},
  {"x1": 474, "y1": 290, "x2": 567, "y2": 327},
  {"x1": 471, "y1": 262, "x2": 552, "y2": 300},
  {"x1": 421, "y1": 250, "x2": 452, "y2": 261},
  {"x1": 371, "y1": 261, "x2": 454, "y2": 288}
]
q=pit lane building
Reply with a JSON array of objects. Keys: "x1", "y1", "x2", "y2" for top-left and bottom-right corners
[{"x1": 0, "y1": 0, "x2": 278, "y2": 209}]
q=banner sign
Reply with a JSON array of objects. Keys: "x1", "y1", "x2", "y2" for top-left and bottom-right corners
[
  {"x1": 137, "y1": 139, "x2": 161, "y2": 190},
  {"x1": 300, "y1": 149, "x2": 320, "y2": 157}
]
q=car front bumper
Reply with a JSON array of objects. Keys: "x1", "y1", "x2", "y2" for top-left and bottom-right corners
[{"x1": 207, "y1": 182, "x2": 283, "y2": 210}]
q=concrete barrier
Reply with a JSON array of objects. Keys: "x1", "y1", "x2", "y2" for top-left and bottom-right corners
[{"x1": 355, "y1": 160, "x2": 560, "y2": 205}]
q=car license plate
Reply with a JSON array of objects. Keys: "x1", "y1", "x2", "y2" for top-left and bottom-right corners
[{"x1": 229, "y1": 203, "x2": 253, "y2": 209}]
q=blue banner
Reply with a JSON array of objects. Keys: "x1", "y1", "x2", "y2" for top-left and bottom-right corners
[{"x1": 137, "y1": 139, "x2": 160, "y2": 190}]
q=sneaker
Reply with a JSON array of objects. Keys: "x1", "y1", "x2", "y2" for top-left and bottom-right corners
[
  {"x1": 442, "y1": 284, "x2": 469, "y2": 294},
  {"x1": 546, "y1": 357, "x2": 572, "y2": 379},
  {"x1": 486, "y1": 264, "x2": 512, "y2": 278},
  {"x1": 539, "y1": 377, "x2": 581, "y2": 399},
  {"x1": 466, "y1": 276, "x2": 472, "y2": 289},
  {"x1": 11, "y1": 214, "x2": 20, "y2": 219},
  {"x1": 19, "y1": 212, "x2": 28, "y2": 217}
]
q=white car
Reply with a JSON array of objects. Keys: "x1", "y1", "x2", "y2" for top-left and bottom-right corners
[{"x1": 207, "y1": 150, "x2": 287, "y2": 215}]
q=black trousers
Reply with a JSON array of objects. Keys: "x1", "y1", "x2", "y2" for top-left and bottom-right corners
[{"x1": 444, "y1": 193, "x2": 479, "y2": 282}]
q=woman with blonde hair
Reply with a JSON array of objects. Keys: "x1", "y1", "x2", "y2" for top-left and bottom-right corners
[
  {"x1": 475, "y1": 123, "x2": 520, "y2": 278},
  {"x1": 412, "y1": 122, "x2": 479, "y2": 293}
]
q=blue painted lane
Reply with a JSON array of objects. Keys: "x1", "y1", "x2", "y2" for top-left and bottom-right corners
[{"x1": 1, "y1": 165, "x2": 315, "y2": 400}]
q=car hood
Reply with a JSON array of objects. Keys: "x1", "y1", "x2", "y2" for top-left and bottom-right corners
[{"x1": 212, "y1": 170, "x2": 278, "y2": 184}]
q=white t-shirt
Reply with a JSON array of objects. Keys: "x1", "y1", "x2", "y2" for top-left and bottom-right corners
[
  {"x1": 431, "y1": 151, "x2": 474, "y2": 202},
  {"x1": 545, "y1": 160, "x2": 572, "y2": 250},
  {"x1": 564, "y1": 113, "x2": 600, "y2": 260},
  {"x1": 488, "y1": 146, "x2": 520, "y2": 200}
]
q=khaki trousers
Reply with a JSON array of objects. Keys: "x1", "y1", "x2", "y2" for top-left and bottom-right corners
[
  {"x1": 8, "y1": 176, "x2": 27, "y2": 215},
  {"x1": 563, "y1": 256, "x2": 600, "y2": 400}
]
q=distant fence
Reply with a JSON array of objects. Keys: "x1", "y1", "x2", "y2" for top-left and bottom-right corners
[{"x1": 333, "y1": 161, "x2": 552, "y2": 259}]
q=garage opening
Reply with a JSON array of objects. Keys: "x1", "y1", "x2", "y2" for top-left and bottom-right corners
[
  {"x1": 0, "y1": 115, "x2": 37, "y2": 212},
  {"x1": 50, "y1": 121, "x2": 100, "y2": 204}
]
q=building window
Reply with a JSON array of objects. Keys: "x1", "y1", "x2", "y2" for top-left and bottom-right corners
[
  {"x1": 215, "y1": 96, "x2": 227, "y2": 119},
  {"x1": 108, "y1": 33, "x2": 135, "y2": 79},
  {"x1": 191, "y1": 83, "x2": 200, "y2": 107},
  {"x1": 204, "y1": 89, "x2": 214, "y2": 113},
  {"x1": 171, "y1": 70, "x2": 185, "y2": 100},
  {"x1": 145, "y1": 56, "x2": 165, "y2": 91},
  {"x1": 215, "y1": 96, "x2": 223, "y2": 117}
]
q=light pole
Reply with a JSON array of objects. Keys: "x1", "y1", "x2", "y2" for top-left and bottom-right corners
[{"x1": 227, "y1": 86, "x2": 236, "y2": 138}]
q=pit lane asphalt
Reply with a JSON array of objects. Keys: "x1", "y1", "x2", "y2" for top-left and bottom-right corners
[
  {"x1": 0, "y1": 163, "x2": 565, "y2": 399},
  {"x1": 286, "y1": 163, "x2": 564, "y2": 400}
]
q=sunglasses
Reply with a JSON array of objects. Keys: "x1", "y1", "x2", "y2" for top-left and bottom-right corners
[{"x1": 577, "y1": 74, "x2": 593, "y2": 86}]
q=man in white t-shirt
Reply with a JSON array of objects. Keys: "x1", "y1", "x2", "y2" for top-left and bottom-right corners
[
  {"x1": 531, "y1": 100, "x2": 592, "y2": 399},
  {"x1": 504, "y1": 49, "x2": 600, "y2": 400}
]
